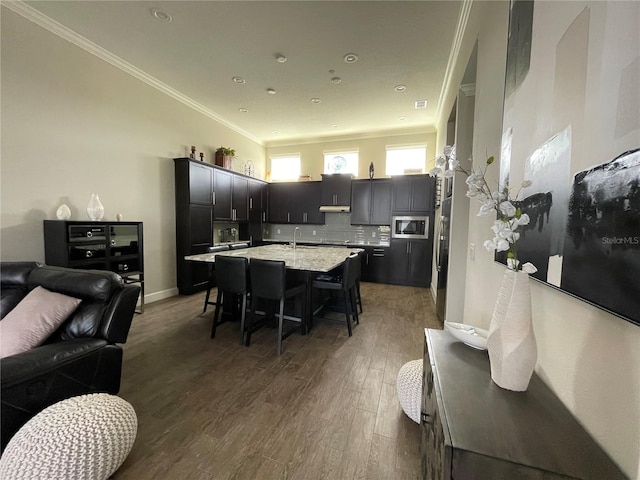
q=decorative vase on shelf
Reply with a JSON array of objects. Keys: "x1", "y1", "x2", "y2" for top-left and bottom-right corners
[
  {"x1": 86, "y1": 193, "x2": 104, "y2": 221},
  {"x1": 369, "y1": 162, "x2": 375, "y2": 179},
  {"x1": 487, "y1": 269, "x2": 537, "y2": 392}
]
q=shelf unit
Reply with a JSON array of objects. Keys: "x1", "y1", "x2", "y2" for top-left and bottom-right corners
[{"x1": 43, "y1": 220, "x2": 144, "y2": 313}]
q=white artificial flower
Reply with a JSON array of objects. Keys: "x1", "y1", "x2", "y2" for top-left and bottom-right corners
[
  {"x1": 507, "y1": 258, "x2": 520, "y2": 270},
  {"x1": 491, "y1": 191, "x2": 507, "y2": 203},
  {"x1": 483, "y1": 239, "x2": 496, "y2": 251},
  {"x1": 466, "y1": 172, "x2": 484, "y2": 187},
  {"x1": 477, "y1": 199, "x2": 496, "y2": 216},
  {"x1": 498, "y1": 201, "x2": 516, "y2": 217},
  {"x1": 495, "y1": 238, "x2": 510, "y2": 252},
  {"x1": 443, "y1": 145, "x2": 453, "y2": 156},
  {"x1": 428, "y1": 167, "x2": 441, "y2": 177},
  {"x1": 521, "y1": 262, "x2": 538, "y2": 274},
  {"x1": 435, "y1": 155, "x2": 447, "y2": 168},
  {"x1": 449, "y1": 159, "x2": 460, "y2": 170},
  {"x1": 517, "y1": 213, "x2": 530, "y2": 226},
  {"x1": 449, "y1": 145, "x2": 456, "y2": 161},
  {"x1": 443, "y1": 169, "x2": 455, "y2": 178}
]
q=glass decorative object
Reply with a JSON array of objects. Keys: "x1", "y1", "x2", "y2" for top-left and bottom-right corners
[{"x1": 86, "y1": 194, "x2": 104, "y2": 221}]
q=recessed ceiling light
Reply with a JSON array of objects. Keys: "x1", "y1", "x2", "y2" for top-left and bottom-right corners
[
  {"x1": 310, "y1": 98, "x2": 322, "y2": 104},
  {"x1": 267, "y1": 88, "x2": 276, "y2": 95},
  {"x1": 331, "y1": 77, "x2": 342, "y2": 84},
  {"x1": 329, "y1": 69, "x2": 336, "y2": 74},
  {"x1": 343, "y1": 53, "x2": 359, "y2": 64},
  {"x1": 399, "y1": 116, "x2": 407, "y2": 121},
  {"x1": 232, "y1": 76, "x2": 245, "y2": 84},
  {"x1": 332, "y1": 124, "x2": 339, "y2": 128},
  {"x1": 395, "y1": 85, "x2": 407, "y2": 92},
  {"x1": 415, "y1": 99, "x2": 428, "y2": 109},
  {"x1": 275, "y1": 54, "x2": 288, "y2": 63},
  {"x1": 150, "y1": 8, "x2": 172, "y2": 23},
  {"x1": 238, "y1": 108, "x2": 248, "y2": 113}
]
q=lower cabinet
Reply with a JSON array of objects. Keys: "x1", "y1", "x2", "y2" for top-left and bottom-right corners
[
  {"x1": 361, "y1": 247, "x2": 390, "y2": 283},
  {"x1": 389, "y1": 239, "x2": 432, "y2": 287},
  {"x1": 422, "y1": 329, "x2": 627, "y2": 479}
]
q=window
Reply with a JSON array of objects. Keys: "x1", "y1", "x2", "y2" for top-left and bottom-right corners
[
  {"x1": 270, "y1": 155, "x2": 301, "y2": 181},
  {"x1": 385, "y1": 145, "x2": 427, "y2": 175},
  {"x1": 323, "y1": 151, "x2": 358, "y2": 176}
]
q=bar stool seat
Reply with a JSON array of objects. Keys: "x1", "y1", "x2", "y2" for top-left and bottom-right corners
[
  {"x1": 247, "y1": 259, "x2": 306, "y2": 355},
  {"x1": 312, "y1": 254, "x2": 359, "y2": 336},
  {"x1": 211, "y1": 255, "x2": 249, "y2": 345},
  {"x1": 202, "y1": 245, "x2": 230, "y2": 313}
]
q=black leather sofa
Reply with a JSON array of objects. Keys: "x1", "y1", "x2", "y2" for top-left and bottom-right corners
[{"x1": 0, "y1": 262, "x2": 140, "y2": 451}]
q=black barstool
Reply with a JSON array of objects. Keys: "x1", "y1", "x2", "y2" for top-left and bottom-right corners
[
  {"x1": 247, "y1": 259, "x2": 306, "y2": 355},
  {"x1": 203, "y1": 245, "x2": 230, "y2": 313},
  {"x1": 211, "y1": 255, "x2": 249, "y2": 345},
  {"x1": 351, "y1": 252, "x2": 363, "y2": 314},
  {"x1": 312, "y1": 254, "x2": 359, "y2": 336}
]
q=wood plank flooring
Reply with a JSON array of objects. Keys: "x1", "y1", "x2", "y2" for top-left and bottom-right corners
[{"x1": 114, "y1": 282, "x2": 442, "y2": 480}]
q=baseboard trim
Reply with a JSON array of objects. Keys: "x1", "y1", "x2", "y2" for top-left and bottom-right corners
[{"x1": 142, "y1": 288, "x2": 179, "y2": 306}]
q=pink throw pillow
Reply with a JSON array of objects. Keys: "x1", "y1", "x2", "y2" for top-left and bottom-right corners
[{"x1": 0, "y1": 286, "x2": 81, "y2": 358}]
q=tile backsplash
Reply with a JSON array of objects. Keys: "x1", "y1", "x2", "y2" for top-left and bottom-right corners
[{"x1": 264, "y1": 212, "x2": 390, "y2": 246}]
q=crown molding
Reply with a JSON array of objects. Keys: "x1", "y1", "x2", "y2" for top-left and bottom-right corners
[
  {"x1": 2, "y1": 1, "x2": 264, "y2": 146},
  {"x1": 265, "y1": 126, "x2": 436, "y2": 148},
  {"x1": 435, "y1": 0, "x2": 474, "y2": 123}
]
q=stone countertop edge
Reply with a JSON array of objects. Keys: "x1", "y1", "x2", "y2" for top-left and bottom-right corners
[{"x1": 262, "y1": 238, "x2": 390, "y2": 248}]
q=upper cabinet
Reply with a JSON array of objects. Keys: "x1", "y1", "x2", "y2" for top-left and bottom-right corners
[
  {"x1": 321, "y1": 174, "x2": 352, "y2": 207},
  {"x1": 267, "y1": 181, "x2": 325, "y2": 224},
  {"x1": 392, "y1": 175, "x2": 435, "y2": 213},
  {"x1": 351, "y1": 179, "x2": 392, "y2": 225},
  {"x1": 213, "y1": 169, "x2": 249, "y2": 221},
  {"x1": 189, "y1": 162, "x2": 214, "y2": 205}
]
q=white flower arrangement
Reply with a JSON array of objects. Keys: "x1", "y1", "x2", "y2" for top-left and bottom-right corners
[{"x1": 430, "y1": 145, "x2": 537, "y2": 274}]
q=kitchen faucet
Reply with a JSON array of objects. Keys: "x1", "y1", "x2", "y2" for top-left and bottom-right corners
[{"x1": 293, "y1": 227, "x2": 301, "y2": 251}]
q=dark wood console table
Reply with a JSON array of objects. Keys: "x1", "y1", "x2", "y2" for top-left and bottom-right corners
[{"x1": 421, "y1": 329, "x2": 627, "y2": 479}]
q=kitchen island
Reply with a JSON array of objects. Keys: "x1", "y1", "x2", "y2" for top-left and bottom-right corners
[{"x1": 186, "y1": 244, "x2": 362, "y2": 333}]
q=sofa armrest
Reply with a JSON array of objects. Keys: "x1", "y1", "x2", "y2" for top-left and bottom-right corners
[
  {"x1": 1, "y1": 339, "x2": 123, "y2": 452},
  {"x1": 1, "y1": 338, "x2": 108, "y2": 388},
  {"x1": 101, "y1": 284, "x2": 140, "y2": 343}
]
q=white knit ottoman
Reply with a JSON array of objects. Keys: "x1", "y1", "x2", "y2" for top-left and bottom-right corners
[
  {"x1": 396, "y1": 359, "x2": 423, "y2": 424},
  {"x1": 0, "y1": 393, "x2": 137, "y2": 480}
]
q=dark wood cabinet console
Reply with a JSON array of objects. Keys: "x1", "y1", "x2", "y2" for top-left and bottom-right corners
[
  {"x1": 43, "y1": 220, "x2": 144, "y2": 313},
  {"x1": 421, "y1": 329, "x2": 626, "y2": 480}
]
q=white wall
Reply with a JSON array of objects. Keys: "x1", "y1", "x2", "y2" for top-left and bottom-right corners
[
  {"x1": 266, "y1": 130, "x2": 436, "y2": 180},
  {"x1": 1, "y1": 8, "x2": 265, "y2": 302},
  {"x1": 437, "y1": 1, "x2": 639, "y2": 477}
]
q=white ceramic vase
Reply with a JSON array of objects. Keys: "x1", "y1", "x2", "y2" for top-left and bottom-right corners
[
  {"x1": 86, "y1": 193, "x2": 104, "y2": 221},
  {"x1": 487, "y1": 269, "x2": 537, "y2": 391}
]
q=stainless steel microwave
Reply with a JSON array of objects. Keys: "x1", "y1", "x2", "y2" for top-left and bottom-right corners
[{"x1": 392, "y1": 216, "x2": 429, "y2": 239}]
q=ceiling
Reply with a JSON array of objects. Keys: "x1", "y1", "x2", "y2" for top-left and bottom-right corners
[{"x1": 23, "y1": 1, "x2": 463, "y2": 146}]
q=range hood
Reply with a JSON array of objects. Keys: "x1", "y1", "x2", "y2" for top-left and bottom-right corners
[{"x1": 319, "y1": 205, "x2": 351, "y2": 213}]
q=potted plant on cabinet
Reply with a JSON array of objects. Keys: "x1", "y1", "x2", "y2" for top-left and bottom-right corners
[{"x1": 215, "y1": 146, "x2": 236, "y2": 170}]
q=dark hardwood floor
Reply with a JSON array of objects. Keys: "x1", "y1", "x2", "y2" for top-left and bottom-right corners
[{"x1": 114, "y1": 282, "x2": 442, "y2": 480}]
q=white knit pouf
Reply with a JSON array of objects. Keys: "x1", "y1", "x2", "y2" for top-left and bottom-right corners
[
  {"x1": 396, "y1": 359, "x2": 423, "y2": 424},
  {"x1": 0, "y1": 393, "x2": 137, "y2": 480}
]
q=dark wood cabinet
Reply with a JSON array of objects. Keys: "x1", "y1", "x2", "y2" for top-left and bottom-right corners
[
  {"x1": 389, "y1": 239, "x2": 432, "y2": 287},
  {"x1": 267, "y1": 181, "x2": 325, "y2": 225},
  {"x1": 393, "y1": 175, "x2": 435, "y2": 213},
  {"x1": 174, "y1": 158, "x2": 266, "y2": 293},
  {"x1": 189, "y1": 162, "x2": 214, "y2": 205},
  {"x1": 361, "y1": 246, "x2": 390, "y2": 283},
  {"x1": 248, "y1": 179, "x2": 265, "y2": 243},
  {"x1": 213, "y1": 169, "x2": 248, "y2": 221},
  {"x1": 351, "y1": 179, "x2": 392, "y2": 225},
  {"x1": 321, "y1": 174, "x2": 352, "y2": 206},
  {"x1": 232, "y1": 175, "x2": 249, "y2": 221},
  {"x1": 43, "y1": 220, "x2": 144, "y2": 312},
  {"x1": 421, "y1": 329, "x2": 627, "y2": 480}
]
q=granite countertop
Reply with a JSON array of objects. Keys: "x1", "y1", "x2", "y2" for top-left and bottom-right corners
[
  {"x1": 262, "y1": 238, "x2": 390, "y2": 248},
  {"x1": 185, "y1": 244, "x2": 363, "y2": 272}
]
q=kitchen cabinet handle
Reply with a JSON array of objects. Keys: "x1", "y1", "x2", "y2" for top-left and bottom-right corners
[
  {"x1": 287, "y1": 213, "x2": 290, "y2": 223},
  {"x1": 372, "y1": 253, "x2": 384, "y2": 257},
  {"x1": 249, "y1": 198, "x2": 253, "y2": 209},
  {"x1": 366, "y1": 254, "x2": 369, "y2": 265},
  {"x1": 409, "y1": 242, "x2": 412, "y2": 254},
  {"x1": 263, "y1": 212, "x2": 266, "y2": 222},
  {"x1": 212, "y1": 192, "x2": 216, "y2": 205}
]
